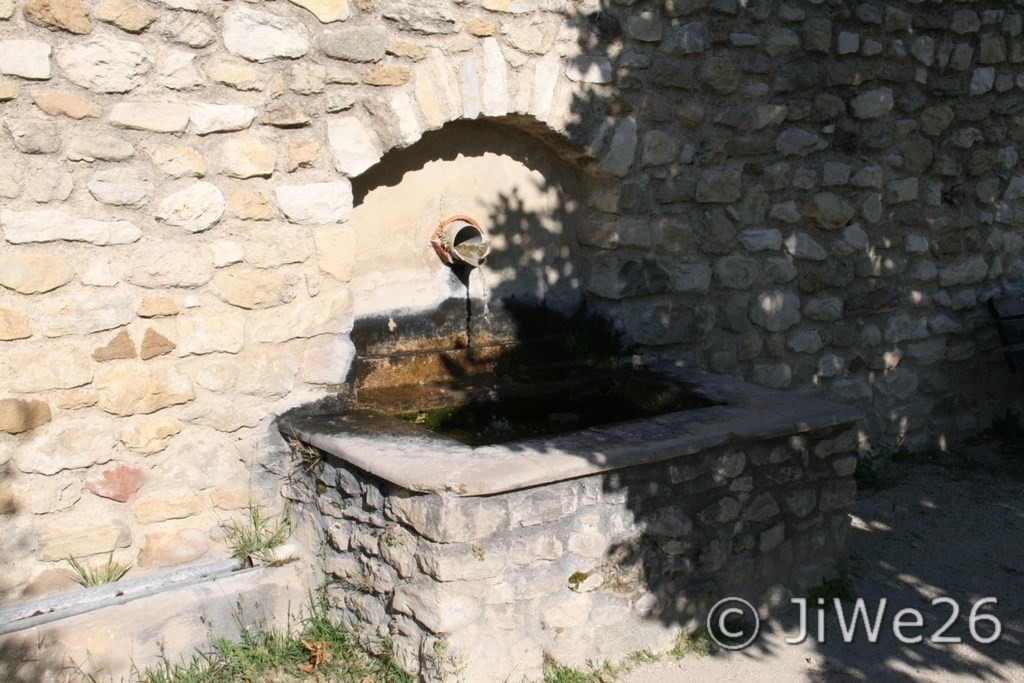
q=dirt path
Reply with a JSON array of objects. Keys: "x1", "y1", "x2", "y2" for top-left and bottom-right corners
[{"x1": 622, "y1": 442, "x2": 1024, "y2": 682}]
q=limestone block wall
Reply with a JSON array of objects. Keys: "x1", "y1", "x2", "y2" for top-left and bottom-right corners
[
  {"x1": 1, "y1": 0, "x2": 1023, "y2": 605},
  {"x1": 304, "y1": 423, "x2": 858, "y2": 682}
]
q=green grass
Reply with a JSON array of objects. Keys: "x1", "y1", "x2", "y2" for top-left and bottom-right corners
[
  {"x1": 540, "y1": 648, "x2": 663, "y2": 683},
  {"x1": 224, "y1": 502, "x2": 292, "y2": 566},
  {"x1": 134, "y1": 592, "x2": 413, "y2": 683},
  {"x1": 66, "y1": 551, "x2": 132, "y2": 588},
  {"x1": 808, "y1": 563, "x2": 860, "y2": 605},
  {"x1": 668, "y1": 629, "x2": 718, "y2": 658}
]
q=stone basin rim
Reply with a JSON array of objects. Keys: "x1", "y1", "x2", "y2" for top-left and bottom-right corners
[{"x1": 279, "y1": 365, "x2": 865, "y2": 497}]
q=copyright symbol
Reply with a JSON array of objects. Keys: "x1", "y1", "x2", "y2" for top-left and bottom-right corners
[{"x1": 706, "y1": 597, "x2": 760, "y2": 650}]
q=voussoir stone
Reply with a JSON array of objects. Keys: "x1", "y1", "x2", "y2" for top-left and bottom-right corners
[
  {"x1": 155, "y1": 181, "x2": 225, "y2": 232},
  {"x1": 56, "y1": 35, "x2": 152, "y2": 93},
  {"x1": 0, "y1": 253, "x2": 75, "y2": 294},
  {"x1": 110, "y1": 102, "x2": 189, "y2": 132},
  {"x1": 24, "y1": 0, "x2": 92, "y2": 34},
  {"x1": 0, "y1": 399, "x2": 52, "y2": 434},
  {"x1": 327, "y1": 116, "x2": 381, "y2": 176},
  {"x1": 2, "y1": 209, "x2": 141, "y2": 245},
  {"x1": 223, "y1": 6, "x2": 309, "y2": 63},
  {"x1": 0, "y1": 40, "x2": 52, "y2": 79}
]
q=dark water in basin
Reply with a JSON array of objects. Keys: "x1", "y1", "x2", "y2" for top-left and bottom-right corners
[{"x1": 364, "y1": 367, "x2": 719, "y2": 446}]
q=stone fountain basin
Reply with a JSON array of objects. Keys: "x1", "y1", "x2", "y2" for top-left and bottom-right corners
[{"x1": 278, "y1": 364, "x2": 864, "y2": 496}]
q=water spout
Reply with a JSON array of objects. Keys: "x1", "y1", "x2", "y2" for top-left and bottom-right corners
[{"x1": 430, "y1": 215, "x2": 491, "y2": 269}]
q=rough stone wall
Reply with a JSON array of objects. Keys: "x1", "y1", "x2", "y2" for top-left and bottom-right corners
[
  {"x1": 1, "y1": 0, "x2": 1023, "y2": 605},
  {"x1": 307, "y1": 423, "x2": 858, "y2": 681}
]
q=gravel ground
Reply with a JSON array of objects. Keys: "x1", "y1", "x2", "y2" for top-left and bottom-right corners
[{"x1": 621, "y1": 441, "x2": 1024, "y2": 683}]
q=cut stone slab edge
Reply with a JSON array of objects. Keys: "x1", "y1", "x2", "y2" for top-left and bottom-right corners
[
  {"x1": 279, "y1": 366, "x2": 866, "y2": 497},
  {"x1": 0, "y1": 559, "x2": 243, "y2": 636}
]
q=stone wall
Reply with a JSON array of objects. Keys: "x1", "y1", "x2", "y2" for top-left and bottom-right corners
[
  {"x1": 2, "y1": 0, "x2": 1023, "y2": 620},
  {"x1": 303, "y1": 422, "x2": 858, "y2": 681}
]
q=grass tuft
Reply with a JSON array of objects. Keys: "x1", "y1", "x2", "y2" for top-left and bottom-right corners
[
  {"x1": 808, "y1": 562, "x2": 860, "y2": 604},
  {"x1": 134, "y1": 591, "x2": 413, "y2": 683},
  {"x1": 224, "y1": 501, "x2": 292, "y2": 566},
  {"x1": 66, "y1": 551, "x2": 131, "y2": 588}
]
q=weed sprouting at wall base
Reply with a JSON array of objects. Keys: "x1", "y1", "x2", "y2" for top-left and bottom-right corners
[
  {"x1": 223, "y1": 501, "x2": 293, "y2": 566},
  {"x1": 65, "y1": 551, "x2": 131, "y2": 588}
]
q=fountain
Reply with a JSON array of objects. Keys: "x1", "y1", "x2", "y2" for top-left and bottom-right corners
[{"x1": 278, "y1": 120, "x2": 863, "y2": 681}]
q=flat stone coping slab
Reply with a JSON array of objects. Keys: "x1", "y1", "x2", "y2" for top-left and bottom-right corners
[{"x1": 279, "y1": 366, "x2": 865, "y2": 497}]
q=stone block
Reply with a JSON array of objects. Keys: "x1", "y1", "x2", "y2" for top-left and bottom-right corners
[
  {"x1": 0, "y1": 252, "x2": 74, "y2": 294},
  {"x1": 110, "y1": 102, "x2": 189, "y2": 132},
  {"x1": 223, "y1": 6, "x2": 309, "y2": 63},
  {"x1": 94, "y1": 364, "x2": 195, "y2": 415},
  {"x1": 86, "y1": 463, "x2": 147, "y2": 502},
  {"x1": 393, "y1": 581, "x2": 482, "y2": 633},
  {"x1": 0, "y1": 40, "x2": 52, "y2": 79},
  {"x1": 120, "y1": 418, "x2": 181, "y2": 453},
  {"x1": 417, "y1": 541, "x2": 507, "y2": 582},
  {"x1": 189, "y1": 103, "x2": 256, "y2": 135},
  {"x1": 57, "y1": 35, "x2": 151, "y2": 93},
  {"x1": 87, "y1": 167, "x2": 154, "y2": 208},
  {"x1": 276, "y1": 180, "x2": 353, "y2": 224},
  {"x1": 94, "y1": 0, "x2": 159, "y2": 32},
  {"x1": 138, "y1": 529, "x2": 208, "y2": 567},
  {"x1": 819, "y1": 480, "x2": 857, "y2": 512},
  {"x1": 389, "y1": 491, "x2": 508, "y2": 543},
  {"x1": 154, "y1": 181, "x2": 225, "y2": 231},
  {"x1": 0, "y1": 399, "x2": 52, "y2": 434},
  {"x1": 750, "y1": 290, "x2": 801, "y2": 332}
]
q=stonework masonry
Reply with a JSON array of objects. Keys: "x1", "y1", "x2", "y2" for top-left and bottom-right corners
[
  {"x1": 1, "y1": 0, "x2": 1023, "y2": 657},
  {"x1": 299, "y1": 424, "x2": 858, "y2": 681}
]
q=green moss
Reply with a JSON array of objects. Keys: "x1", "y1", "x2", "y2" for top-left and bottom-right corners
[{"x1": 567, "y1": 571, "x2": 589, "y2": 590}]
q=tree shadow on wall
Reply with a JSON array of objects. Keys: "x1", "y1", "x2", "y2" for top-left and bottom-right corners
[{"x1": 318, "y1": 1, "x2": 1024, "y2": 681}]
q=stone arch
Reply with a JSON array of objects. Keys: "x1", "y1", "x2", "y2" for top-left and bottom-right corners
[{"x1": 335, "y1": 113, "x2": 600, "y2": 391}]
